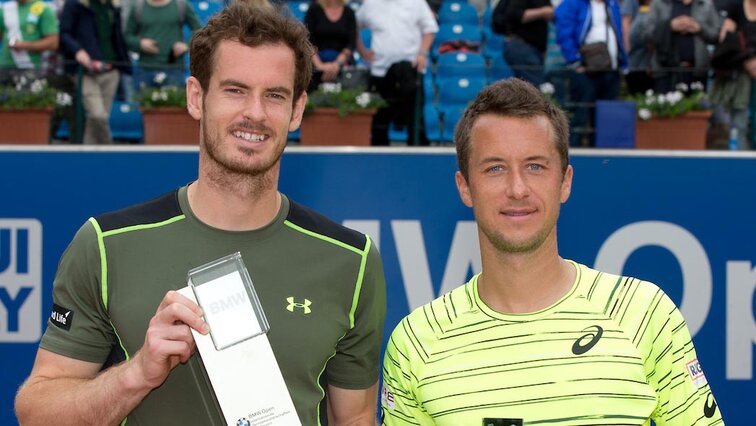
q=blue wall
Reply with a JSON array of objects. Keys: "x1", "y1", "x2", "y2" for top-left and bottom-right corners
[{"x1": 0, "y1": 148, "x2": 753, "y2": 424}]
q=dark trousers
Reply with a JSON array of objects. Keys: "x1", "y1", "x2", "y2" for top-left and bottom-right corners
[
  {"x1": 503, "y1": 36, "x2": 545, "y2": 86},
  {"x1": 569, "y1": 70, "x2": 621, "y2": 147},
  {"x1": 369, "y1": 71, "x2": 429, "y2": 146}
]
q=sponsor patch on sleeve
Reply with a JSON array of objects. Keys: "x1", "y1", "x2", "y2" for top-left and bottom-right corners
[
  {"x1": 686, "y1": 358, "x2": 708, "y2": 388},
  {"x1": 381, "y1": 384, "x2": 396, "y2": 410},
  {"x1": 50, "y1": 303, "x2": 74, "y2": 331}
]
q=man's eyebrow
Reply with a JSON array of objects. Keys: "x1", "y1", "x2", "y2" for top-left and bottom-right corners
[
  {"x1": 217, "y1": 79, "x2": 293, "y2": 97},
  {"x1": 218, "y1": 79, "x2": 250, "y2": 89}
]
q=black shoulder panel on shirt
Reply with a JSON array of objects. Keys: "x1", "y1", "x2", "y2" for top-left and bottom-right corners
[
  {"x1": 95, "y1": 190, "x2": 182, "y2": 233},
  {"x1": 287, "y1": 200, "x2": 367, "y2": 251}
]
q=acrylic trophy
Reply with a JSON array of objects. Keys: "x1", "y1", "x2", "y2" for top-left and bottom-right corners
[{"x1": 181, "y1": 252, "x2": 301, "y2": 425}]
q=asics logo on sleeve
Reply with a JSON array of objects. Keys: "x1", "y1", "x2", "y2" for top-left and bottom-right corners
[
  {"x1": 704, "y1": 393, "x2": 717, "y2": 418},
  {"x1": 571, "y1": 325, "x2": 603, "y2": 355},
  {"x1": 286, "y1": 297, "x2": 312, "y2": 314}
]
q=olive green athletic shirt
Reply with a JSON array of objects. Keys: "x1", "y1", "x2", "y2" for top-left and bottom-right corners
[
  {"x1": 382, "y1": 262, "x2": 723, "y2": 425},
  {"x1": 40, "y1": 186, "x2": 387, "y2": 425}
]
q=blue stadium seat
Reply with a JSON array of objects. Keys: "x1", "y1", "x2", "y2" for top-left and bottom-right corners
[
  {"x1": 437, "y1": 76, "x2": 486, "y2": 106},
  {"x1": 55, "y1": 119, "x2": 71, "y2": 140},
  {"x1": 438, "y1": 2, "x2": 479, "y2": 26},
  {"x1": 482, "y1": 28, "x2": 505, "y2": 60},
  {"x1": 433, "y1": 23, "x2": 483, "y2": 57},
  {"x1": 489, "y1": 55, "x2": 514, "y2": 82},
  {"x1": 390, "y1": 124, "x2": 408, "y2": 143},
  {"x1": 594, "y1": 100, "x2": 635, "y2": 148},
  {"x1": 285, "y1": 1, "x2": 310, "y2": 22},
  {"x1": 423, "y1": 72, "x2": 436, "y2": 106},
  {"x1": 355, "y1": 28, "x2": 371, "y2": 65},
  {"x1": 482, "y1": 3, "x2": 493, "y2": 29},
  {"x1": 110, "y1": 101, "x2": 144, "y2": 141},
  {"x1": 439, "y1": 104, "x2": 466, "y2": 142},
  {"x1": 424, "y1": 103, "x2": 441, "y2": 142},
  {"x1": 436, "y1": 52, "x2": 486, "y2": 79},
  {"x1": 194, "y1": 0, "x2": 223, "y2": 25}
]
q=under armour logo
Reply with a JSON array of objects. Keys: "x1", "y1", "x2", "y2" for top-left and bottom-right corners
[
  {"x1": 571, "y1": 325, "x2": 603, "y2": 355},
  {"x1": 286, "y1": 297, "x2": 312, "y2": 314}
]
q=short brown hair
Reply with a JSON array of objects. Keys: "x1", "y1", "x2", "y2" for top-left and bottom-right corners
[
  {"x1": 454, "y1": 78, "x2": 569, "y2": 180},
  {"x1": 189, "y1": 3, "x2": 313, "y2": 102}
]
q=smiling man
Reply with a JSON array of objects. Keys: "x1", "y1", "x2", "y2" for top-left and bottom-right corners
[
  {"x1": 380, "y1": 78, "x2": 722, "y2": 425},
  {"x1": 15, "y1": 4, "x2": 386, "y2": 425}
]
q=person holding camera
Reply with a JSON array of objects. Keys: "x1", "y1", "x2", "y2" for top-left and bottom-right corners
[
  {"x1": 59, "y1": 0, "x2": 130, "y2": 145},
  {"x1": 634, "y1": 0, "x2": 720, "y2": 95}
]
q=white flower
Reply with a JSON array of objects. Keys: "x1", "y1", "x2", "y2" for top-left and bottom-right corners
[
  {"x1": 151, "y1": 91, "x2": 160, "y2": 101},
  {"x1": 355, "y1": 92, "x2": 371, "y2": 108},
  {"x1": 690, "y1": 81, "x2": 704, "y2": 91},
  {"x1": 56, "y1": 92, "x2": 72, "y2": 106},
  {"x1": 539, "y1": 82, "x2": 555, "y2": 95},
  {"x1": 675, "y1": 83, "x2": 689, "y2": 92},
  {"x1": 657, "y1": 95, "x2": 666, "y2": 104},
  {"x1": 153, "y1": 72, "x2": 167, "y2": 85},
  {"x1": 645, "y1": 89, "x2": 654, "y2": 97},
  {"x1": 665, "y1": 91, "x2": 683, "y2": 104},
  {"x1": 30, "y1": 79, "x2": 45, "y2": 94},
  {"x1": 159, "y1": 91, "x2": 168, "y2": 101},
  {"x1": 321, "y1": 82, "x2": 341, "y2": 93},
  {"x1": 638, "y1": 108, "x2": 652, "y2": 120}
]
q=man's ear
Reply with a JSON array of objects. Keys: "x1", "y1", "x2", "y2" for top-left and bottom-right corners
[
  {"x1": 288, "y1": 91, "x2": 307, "y2": 132},
  {"x1": 186, "y1": 76, "x2": 203, "y2": 121},
  {"x1": 455, "y1": 171, "x2": 473, "y2": 208},
  {"x1": 561, "y1": 165, "x2": 573, "y2": 204}
]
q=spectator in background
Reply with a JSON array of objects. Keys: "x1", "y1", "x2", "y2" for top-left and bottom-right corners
[
  {"x1": 124, "y1": 0, "x2": 201, "y2": 88},
  {"x1": 357, "y1": 0, "x2": 438, "y2": 146},
  {"x1": 623, "y1": 0, "x2": 655, "y2": 94},
  {"x1": 555, "y1": 0, "x2": 626, "y2": 147},
  {"x1": 708, "y1": 0, "x2": 756, "y2": 150},
  {"x1": 304, "y1": 0, "x2": 356, "y2": 91},
  {"x1": 0, "y1": 0, "x2": 59, "y2": 82},
  {"x1": 59, "y1": 0, "x2": 131, "y2": 144},
  {"x1": 635, "y1": 0, "x2": 720, "y2": 94},
  {"x1": 492, "y1": 0, "x2": 553, "y2": 85}
]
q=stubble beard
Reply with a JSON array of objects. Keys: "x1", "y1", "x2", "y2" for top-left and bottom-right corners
[
  {"x1": 200, "y1": 113, "x2": 286, "y2": 195},
  {"x1": 481, "y1": 215, "x2": 558, "y2": 255}
]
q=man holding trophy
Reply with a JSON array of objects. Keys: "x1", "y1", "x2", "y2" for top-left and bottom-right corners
[{"x1": 15, "y1": 3, "x2": 386, "y2": 425}]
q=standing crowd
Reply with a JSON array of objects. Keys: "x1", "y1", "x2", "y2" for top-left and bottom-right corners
[{"x1": 2, "y1": 0, "x2": 756, "y2": 147}]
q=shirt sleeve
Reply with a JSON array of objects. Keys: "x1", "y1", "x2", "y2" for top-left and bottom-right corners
[
  {"x1": 381, "y1": 318, "x2": 434, "y2": 426},
  {"x1": 642, "y1": 287, "x2": 723, "y2": 425},
  {"x1": 325, "y1": 236, "x2": 387, "y2": 389},
  {"x1": 40, "y1": 3, "x2": 60, "y2": 36},
  {"x1": 416, "y1": 0, "x2": 439, "y2": 35},
  {"x1": 39, "y1": 219, "x2": 117, "y2": 364},
  {"x1": 185, "y1": 2, "x2": 202, "y2": 32},
  {"x1": 123, "y1": 8, "x2": 140, "y2": 52}
]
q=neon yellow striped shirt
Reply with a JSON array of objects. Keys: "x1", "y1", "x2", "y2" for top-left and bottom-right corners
[{"x1": 382, "y1": 261, "x2": 722, "y2": 425}]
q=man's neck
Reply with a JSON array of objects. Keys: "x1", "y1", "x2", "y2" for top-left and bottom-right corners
[
  {"x1": 188, "y1": 161, "x2": 283, "y2": 231},
  {"x1": 477, "y1": 237, "x2": 576, "y2": 314}
]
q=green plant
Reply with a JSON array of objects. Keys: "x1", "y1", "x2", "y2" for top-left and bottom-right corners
[
  {"x1": 138, "y1": 85, "x2": 187, "y2": 109},
  {"x1": 306, "y1": 83, "x2": 385, "y2": 117},
  {"x1": 626, "y1": 82, "x2": 709, "y2": 120},
  {"x1": 137, "y1": 72, "x2": 187, "y2": 109},
  {"x1": 0, "y1": 76, "x2": 60, "y2": 110}
]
